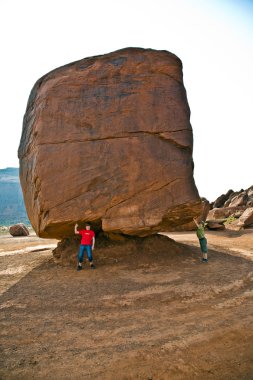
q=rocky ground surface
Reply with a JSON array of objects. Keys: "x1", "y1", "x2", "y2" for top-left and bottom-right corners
[
  {"x1": 206, "y1": 185, "x2": 253, "y2": 231},
  {"x1": 0, "y1": 230, "x2": 253, "y2": 379}
]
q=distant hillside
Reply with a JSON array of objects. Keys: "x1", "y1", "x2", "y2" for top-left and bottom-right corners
[{"x1": 0, "y1": 167, "x2": 30, "y2": 226}]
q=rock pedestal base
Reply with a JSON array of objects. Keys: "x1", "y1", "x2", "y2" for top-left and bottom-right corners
[{"x1": 53, "y1": 234, "x2": 186, "y2": 267}]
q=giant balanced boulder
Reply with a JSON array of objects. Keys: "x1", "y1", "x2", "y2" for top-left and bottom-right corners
[{"x1": 18, "y1": 48, "x2": 201, "y2": 240}]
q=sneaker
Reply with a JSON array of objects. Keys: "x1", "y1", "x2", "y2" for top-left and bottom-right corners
[
  {"x1": 201, "y1": 258, "x2": 208, "y2": 263},
  {"x1": 77, "y1": 265, "x2": 83, "y2": 271},
  {"x1": 90, "y1": 264, "x2": 96, "y2": 269}
]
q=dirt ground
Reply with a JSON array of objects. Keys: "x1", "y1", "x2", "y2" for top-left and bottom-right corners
[{"x1": 0, "y1": 229, "x2": 253, "y2": 380}]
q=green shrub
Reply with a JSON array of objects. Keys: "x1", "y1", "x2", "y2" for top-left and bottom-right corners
[{"x1": 224, "y1": 216, "x2": 237, "y2": 225}]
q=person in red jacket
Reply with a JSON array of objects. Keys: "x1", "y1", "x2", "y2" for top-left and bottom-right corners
[{"x1": 75, "y1": 223, "x2": 95, "y2": 271}]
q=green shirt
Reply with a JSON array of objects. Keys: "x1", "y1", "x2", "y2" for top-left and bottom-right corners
[{"x1": 196, "y1": 225, "x2": 205, "y2": 239}]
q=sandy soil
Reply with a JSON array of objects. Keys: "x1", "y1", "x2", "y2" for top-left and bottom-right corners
[{"x1": 0, "y1": 230, "x2": 253, "y2": 379}]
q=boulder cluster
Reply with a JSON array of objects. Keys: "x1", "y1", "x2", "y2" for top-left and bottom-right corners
[{"x1": 206, "y1": 186, "x2": 253, "y2": 231}]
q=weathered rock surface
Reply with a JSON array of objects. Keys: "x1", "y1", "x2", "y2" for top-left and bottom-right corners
[
  {"x1": 206, "y1": 221, "x2": 225, "y2": 230},
  {"x1": 229, "y1": 191, "x2": 248, "y2": 208},
  {"x1": 207, "y1": 207, "x2": 245, "y2": 220},
  {"x1": 213, "y1": 190, "x2": 233, "y2": 209},
  {"x1": 213, "y1": 187, "x2": 253, "y2": 210},
  {"x1": 19, "y1": 48, "x2": 201, "y2": 240},
  {"x1": 209, "y1": 186, "x2": 253, "y2": 231},
  {"x1": 9, "y1": 223, "x2": 29, "y2": 237},
  {"x1": 225, "y1": 207, "x2": 253, "y2": 232},
  {"x1": 168, "y1": 197, "x2": 209, "y2": 231},
  {"x1": 236, "y1": 207, "x2": 253, "y2": 228}
]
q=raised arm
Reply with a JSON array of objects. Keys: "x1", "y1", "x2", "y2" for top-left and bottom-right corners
[
  {"x1": 74, "y1": 223, "x2": 79, "y2": 234},
  {"x1": 193, "y1": 217, "x2": 200, "y2": 228}
]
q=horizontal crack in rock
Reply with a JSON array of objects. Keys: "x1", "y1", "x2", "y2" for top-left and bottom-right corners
[{"x1": 35, "y1": 129, "x2": 191, "y2": 148}]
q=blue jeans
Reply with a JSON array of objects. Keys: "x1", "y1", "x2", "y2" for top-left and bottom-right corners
[{"x1": 78, "y1": 245, "x2": 93, "y2": 263}]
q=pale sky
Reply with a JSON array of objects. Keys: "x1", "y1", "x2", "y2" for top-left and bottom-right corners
[{"x1": 0, "y1": 0, "x2": 252, "y2": 201}]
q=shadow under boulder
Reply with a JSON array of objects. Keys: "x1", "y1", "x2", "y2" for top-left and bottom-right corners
[{"x1": 52, "y1": 233, "x2": 188, "y2": 267}]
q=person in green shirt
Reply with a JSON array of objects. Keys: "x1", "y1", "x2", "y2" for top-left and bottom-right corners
[{"x1": 193, "y1": 217, "x2": 208, "y2": 263}]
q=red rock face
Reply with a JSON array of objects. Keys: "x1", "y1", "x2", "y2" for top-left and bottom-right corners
[{"x1": 18, "y1": 48, "x2": 201, "y2": 239}]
